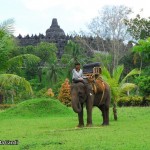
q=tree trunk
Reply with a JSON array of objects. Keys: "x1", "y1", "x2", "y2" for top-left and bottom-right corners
[
  {"x1": 113, "y1": 102, "x2": 117, "y2": 121},
  {"x1": 0, "y1": 94, "x2": 3, "y2": 104},
  {"x1": 11, "y1": 94, "x2": 14, "y2": 104},
  {"x1": 38, "y1": 69, "x2": 42, "y2": 83}
]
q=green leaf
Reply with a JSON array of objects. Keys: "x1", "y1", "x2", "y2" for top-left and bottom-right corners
[
  {"x1": 101, "y1": 67, "x2": 111, "y2": 79},
  {"x1": 7, "y1": 54, "x2": 41, "y2": 71},
  {"x1": 121, "y1": 69, "x2": 141, "y2": 83},
  {"x1": 0, "y1": 74, "x2": 33, "y2": 95},
  {"x1": 120, "y1": 83, "x2": 137, "y2": 92},
  {"x1": 112, "y1": 65, "x2": 124, "y2": 83}
]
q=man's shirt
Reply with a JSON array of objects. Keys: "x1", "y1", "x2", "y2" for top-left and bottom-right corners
[{"x1": 72, "y1": 69, "x2": 83, "y2": 79}]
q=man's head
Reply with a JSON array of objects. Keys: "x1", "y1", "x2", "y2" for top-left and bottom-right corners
[{"x1": 75, "y1": 62, "x2": 81, "y2": 70}]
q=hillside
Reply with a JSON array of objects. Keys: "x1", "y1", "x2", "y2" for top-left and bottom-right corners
[{"x1": 0, "y1": 98, "x2": 74, "y2": 118}]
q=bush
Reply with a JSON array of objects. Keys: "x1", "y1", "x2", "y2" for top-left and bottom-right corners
[
  {"x1": 34, "y1": 88, "x2": 47, "y2": 98},
  {"x1": 117, "y1": 96, "x2": 150, "y2": 107},
  {"x1": 142, "y1": 96, "x2": 150, "y2": 106},
  {"x1": 0, "y1": 104, "x2": 16, "y2": 109},
  {"x1": 135, "y1": 75, "x2": 150, "y2": 96},
  {"x1": 35, "y1": 88, "x2": 54, "y2": 98},
  {"x1": 58, "y1": 78, "x2": 71, "y2": 106}
]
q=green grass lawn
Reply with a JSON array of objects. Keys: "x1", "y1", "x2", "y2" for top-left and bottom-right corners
[{"x1": 0, "y1": 98, "x2": 150, "y2": 150}]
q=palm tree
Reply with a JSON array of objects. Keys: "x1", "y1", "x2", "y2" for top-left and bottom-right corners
[
  {"x1": 45, "y1": 63, "x2": 59, "y2": 84},
  {"x1": 0, "y1": 74, "x2": 33, "y2": 103},
  {"x1": 7, "y1": 54, "x2": 40, "y2": 74},
  {"x1": 101, "y1": 65, "x2": 140, "y2": 120},
  {"x1": 0, "y1": 19, "x2": 40, "y2": 103}
]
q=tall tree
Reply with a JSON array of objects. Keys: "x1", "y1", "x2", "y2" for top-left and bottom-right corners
[
  {"x1": 124, "y1": 14, "x2": 150, "y2": 41},
  {"x1": 132, "y1": 37, "x2": 150, "y2": 95},
  {"x1": 88, "y1": 5, "x2": 132, "y2": 70},
  {"x1": 61, "y1": 40, "x2": 86, "y2": 64},
  {"x1": 133, "y1": 37, "x2": 150, "y2": 61},
  {"x1": 35, "y1": 42, "x2": 57, "y2": 83},
  {"x1": 132, "y1": 37, "x2": 150, "y2": 72}
]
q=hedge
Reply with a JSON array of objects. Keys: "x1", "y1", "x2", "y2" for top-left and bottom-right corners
[
  {"x1": 117, "y1": 96, "x2": 150, "y2": 107},
  {"x1": 0, "y1": 104, "x2": 16, "y2": 109}
]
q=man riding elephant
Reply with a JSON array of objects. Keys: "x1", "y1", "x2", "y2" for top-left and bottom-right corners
[
  {"x1": 72, "y1": 62, "x2": 84, "y2": 83},
  {"x1": 71, "y1": 62, "x2": 110, "y2": 127}
]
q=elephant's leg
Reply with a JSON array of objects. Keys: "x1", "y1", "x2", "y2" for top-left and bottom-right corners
[
  {"x1": 100, "y1": 105, "x2": 109, "y2": 125},
  {"x1": 105, "y1": 106, "x2": 109, "y2": 125},
  {"x1": 86, "y1": 100, "x2": 93, "y2": 127},
  {"x1": 99, "y1": 105, "x2": 106, "y2": 125},
  {"x1": 77, "y1": 103, "x2": 84, "y2": 127},
  {"x1": 99, "y1": 105, "x2": 104, "y2": 125}
]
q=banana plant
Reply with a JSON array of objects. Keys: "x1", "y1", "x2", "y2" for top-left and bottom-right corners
[{"x1": 101, "y1": 65, "x2": 140, "y2": 120}]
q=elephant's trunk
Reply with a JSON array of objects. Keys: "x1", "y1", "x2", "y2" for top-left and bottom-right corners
[{"x1": 71, "y1": 98, "x2": 82, "y2": 113}]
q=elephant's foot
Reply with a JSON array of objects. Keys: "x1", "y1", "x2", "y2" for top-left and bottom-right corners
[
  {"x1": 86, "y1": 123, "x2": 92, "y2": 127},
  {"x1": 76, "y1": 124, "x2": 84, "y2": 128},
  {"x1": 101, "y1": 122, "x2": 109, "y2": 126}
]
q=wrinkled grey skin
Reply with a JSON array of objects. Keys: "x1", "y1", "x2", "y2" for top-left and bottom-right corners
[{"x1": 71, "y1": 80, "x2": 110, "y2": 127}]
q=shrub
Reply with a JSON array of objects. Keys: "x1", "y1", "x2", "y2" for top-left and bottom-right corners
[
  {"x1": 117, "y1": 96, "x2": 150, "y2": 107},
  {"x1": 142, "y1": 96, "x2": 150, "y2": 106},
  {"x1": 45, "y1": 88, "x2": 54, "y2": 97},
  {"x1": 135, "y1": 75, "x2": 150, "y2": 96},
  {"x1": 35, "y1": 88, "x2": 54, "y2": 98},
  {"x1": 58, "y1": 78, "x2": 71, "y2": 106},
  {"x1": 35, "y1": 88, "x2": 47, "y2": 98},
  {"x1": 0, "y1": 104, "x2": 16, "y2": 109}
]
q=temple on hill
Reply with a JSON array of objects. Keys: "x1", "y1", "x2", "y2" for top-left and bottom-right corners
[
  {"x1": 16, "y1": 18, "x2": 71, "y2": 58},
  {"x1": 16, "y1": 18, "x2": 133, "y2": 59}
]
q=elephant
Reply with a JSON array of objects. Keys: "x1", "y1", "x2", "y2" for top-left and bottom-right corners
[{"x1": 71, "y1": 78, "x2": 110, "y2": 127}]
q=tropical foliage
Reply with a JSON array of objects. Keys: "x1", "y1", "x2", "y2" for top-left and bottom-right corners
[
  {"x1": 61, "y1": 40, "x2": 88, "y2": 80},
  {"x1": 1, "y1": 11, "x2": 149, "y2": 109},
  {"x1": 0, "y1": 19, "x2": 40, "y2": 103},
  {"x1": 101, "y1": 65, "x2": 140, "y2": 120},
  {"x1": 0, "y1": 19, "x2": 16, "y2": 72},
  {"x1": 132, "y1": 37, "x2": 150, "y2": 67},
  {"x1": 102, "y1": 65, "x2": 140, "y2": 100},
  {"x1": 61, "y1": 40, "x2": 85, "y2": 64}
]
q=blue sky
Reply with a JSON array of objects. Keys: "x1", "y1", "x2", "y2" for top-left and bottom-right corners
[{"x1": 0, "y1": 0, "x2": 149, "y2": 36}]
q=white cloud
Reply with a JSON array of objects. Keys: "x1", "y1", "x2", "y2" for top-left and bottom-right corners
[
  {"x1": 14, "y1": 26, "x2": 29, "y2": 36},
  {"x1": 8, "y1": 0, "x2": 150, "y2": 36},
  {"x1": 22, "y1": 0, "x2": 65, "y2": 11}
]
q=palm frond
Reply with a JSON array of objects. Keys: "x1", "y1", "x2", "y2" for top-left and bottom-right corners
[
  {"x1": 7, "y1": 54, "x2": 40, "y2": 70},
  {"x1": 121, "y1": 69, "x2": 141, "y2": 83},
  {"x1": 112, "y1": 65, "x2": 124, "y2": 83},
  {"x1": 0, "y1": 74, "x2": 33, "y2": 95},
  {"x1": 120, "y1": 83, "x2": 137, "y2": 93},
  {"x1": 101, "y1": 67, "x2": 111, "y2": 79},
  {"x1": 101, "y1": 65, "x2": 139, "y2": 102}
]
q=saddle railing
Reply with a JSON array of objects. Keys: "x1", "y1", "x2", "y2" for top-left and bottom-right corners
[{"x1": 83, "y1": 67, "x2": 102, "y2": 81}]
